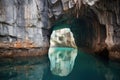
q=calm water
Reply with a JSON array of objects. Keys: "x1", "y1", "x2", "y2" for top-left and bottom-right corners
[{"x1": 0, "y1": 47, "x2": 120, "y2": 80}]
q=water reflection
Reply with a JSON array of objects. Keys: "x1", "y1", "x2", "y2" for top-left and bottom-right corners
[
  {"x1": 0, "y1": 48, "x2": 120, "y2": 80},
  {"x1": 46, "y1": 47, "x2": 120, "y2": 80},
  {"x1": 48, "y1": 47, "x2": 77, "y2": 76},
  {"x1": 0, "y1": 56, "x2": 49, "y2": 80}
]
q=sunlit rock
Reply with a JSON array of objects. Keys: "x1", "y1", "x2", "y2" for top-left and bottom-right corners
[
  {"x1": 82, "y1": 0, "x2": 98, "y2": 6},
  {"x1": 50, "y1": 28, "x2": 77, "y2": 48},
  {"x1": 48, "y1": 47, "x2": 77, "y2": 76}
]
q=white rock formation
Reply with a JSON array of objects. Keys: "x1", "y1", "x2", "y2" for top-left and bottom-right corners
[{"x1": 50, "y1": 28, "x2": 77, "y2": 48}]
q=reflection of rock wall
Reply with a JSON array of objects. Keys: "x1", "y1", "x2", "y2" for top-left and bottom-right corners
[
  {"x1": 50, "y1": 28, "x2": 77, "y2": 48},
  {"x1": 0, "y1": 56, "x2": 49, "y2": 80},
  {"x1": 48, "y1": 47, "x2": 77, "y2": 76}
]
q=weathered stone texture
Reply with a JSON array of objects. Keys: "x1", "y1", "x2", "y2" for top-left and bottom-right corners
[
  {"x1": 50, "y1": 28, "x2": 77, "y2": 48},
  {"x1": 0, "y1": 0, "x2": 120, "y2": 59},
  {"x1": 0, "y1": 0, "x2": 50, "y2": 48},
  {"x1": 0, "y1": 47, "x2": 48, "y2": 57},
  {"x1": 91, "y1": 0, "x2": 120, "y2": 59},
  {"x1": 49, "y1": 0, "x2": 120, "y2": 59}
]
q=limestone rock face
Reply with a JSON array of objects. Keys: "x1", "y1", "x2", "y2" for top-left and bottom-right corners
[
  {"x1": 0, "y1": 0, "x2": 120, "y2": 59},
  {"x1": 50, "y1": 28, "x2": 77, "y2": 48},
  {"x1": 0, "y1": 0, "x2": 50, "y2": 48},
  {"x1": 49, "y1": 0, "x2": 120, "y2": 60},
  {"x1": 90, "y1": 0, "x2": 120, "y2": 59},
  {"x1": 48, "y1": 47, "x2": 77, "y2": 76}
]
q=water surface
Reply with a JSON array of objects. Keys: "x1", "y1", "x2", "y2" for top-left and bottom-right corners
[{"x1": 0, "y1": 47, "x2": 120, "y2": 80}]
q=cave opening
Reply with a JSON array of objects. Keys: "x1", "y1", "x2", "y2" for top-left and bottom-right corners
[
  {"x1": 0, "y1": 0, "x2": 120, "y2": 80},
  {"x1": 50, "y1": 7, "x2": 108, "y2": 57}
]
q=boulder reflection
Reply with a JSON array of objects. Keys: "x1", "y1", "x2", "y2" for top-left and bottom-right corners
[{"x1": 48, "y1": 47, "x2": 77, "y2": 76}]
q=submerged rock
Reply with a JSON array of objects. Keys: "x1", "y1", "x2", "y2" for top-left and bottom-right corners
[{"x1": 48, "y1": 47, "x2": 77, "y2": 76}]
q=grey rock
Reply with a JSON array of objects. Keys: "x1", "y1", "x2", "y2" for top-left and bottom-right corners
[
  {"x1": 50, "y1": 0, "x2": 58, "y2": 4},
  {"x1": 52, "y1": 1, "x2": 63, "y2": 19},
  {"x1": 0, "y1": 0, "x2": 50, "y2": 48}
]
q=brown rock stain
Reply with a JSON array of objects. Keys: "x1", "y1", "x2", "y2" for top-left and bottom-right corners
[{"x1": 13, "y1": 39, "x2": 35, "y2": 48}]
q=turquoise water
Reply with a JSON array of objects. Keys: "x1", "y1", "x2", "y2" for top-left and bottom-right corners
[{"x1": 0, "y1": 47, "x2": 120, "y2": 80}]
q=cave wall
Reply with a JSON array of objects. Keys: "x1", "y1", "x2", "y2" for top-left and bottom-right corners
[
  {"x1": 0, "y1": 0, "x2": 120, "y2": 59},
  {"x1": 70, "y1": 17, "x2": 106, "y2": 52},
  {"x1": 90, "y1": 0, "x2": 120, "y2": 59},
  {"x1": 49, "y1": 0, "x2": 120, "y2": 60},
  {"x1": 0, "y1": 0, "x2": 75, "y2": 57},
  {"x1": 0, "y1": 0, "x2": 50, "y2": 48},
  {"x1": 0, "y1": 0, "x2": 51, "y2": 57}
]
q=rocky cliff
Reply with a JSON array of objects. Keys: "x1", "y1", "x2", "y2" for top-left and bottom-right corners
[
  {"x1": 0, "y1": 0, "x2": 50, "y2": 57},
  {"x1": 0, "y1": 0, "x2": 51, "y2": 47},
  {"x1": 91, "y1": 0, "x2": 120, "y2": 60},
  {"x1": 0, "y1": 0, "x2": 120, "y2": 59},
  {"x1": 49, "y1": 0, "x2": 120, "y2": 60},
  {"x1": 85, "y1": 0, "x2": 120, "y2": 60}
]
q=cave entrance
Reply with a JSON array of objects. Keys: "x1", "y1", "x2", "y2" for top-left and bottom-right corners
[{"x1": 50, "y1": 8, "x2": 107, "y2": 53}]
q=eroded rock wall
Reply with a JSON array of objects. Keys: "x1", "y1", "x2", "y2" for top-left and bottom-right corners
[
  {"x1": 0, "y1": 0, "x2": 50, "y2": 56},
  {"x1": 90, "y1": 0, "x2": 120, "y2": 59},
  {"x1": 49, "y1": 0, "x2": 120, "y2": 60},
  {"x1": 0, "y1": 0, "x2": 120, "y2": 59},
  {"x1": 0, "y1": 0, "x2": 50, "y2": 48}
]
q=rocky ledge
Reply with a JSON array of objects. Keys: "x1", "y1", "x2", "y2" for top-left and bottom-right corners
[{"x1": 0, "y1": 47, "x2": 48, "y2": 57}]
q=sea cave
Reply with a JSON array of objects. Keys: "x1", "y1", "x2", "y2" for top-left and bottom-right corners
[{"x1": 0, "y1": 0, "x2": 120, "y2": 80}]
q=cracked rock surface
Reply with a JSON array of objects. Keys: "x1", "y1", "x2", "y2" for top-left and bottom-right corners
[{"x1": 0, "y1": 0, "x2": 120, "y2": 59}]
